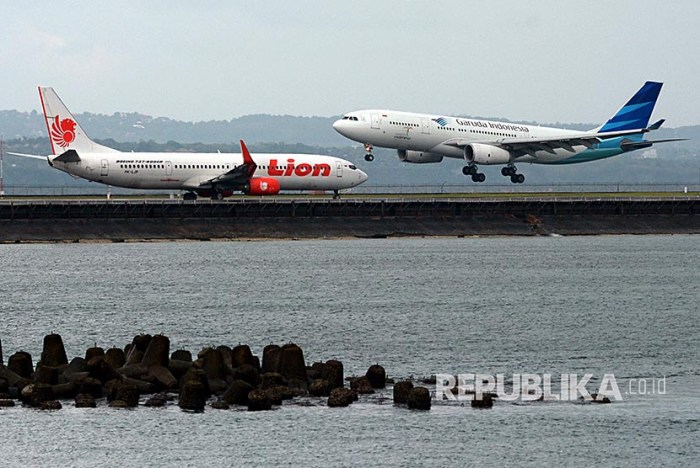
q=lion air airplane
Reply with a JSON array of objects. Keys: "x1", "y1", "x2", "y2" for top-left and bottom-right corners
[
  {"x1": 333, "y1": 81, "x2": 684, "y2": 183},
  {"x1": 13, "y1": 87, "x2": 367, "y2": 199}
]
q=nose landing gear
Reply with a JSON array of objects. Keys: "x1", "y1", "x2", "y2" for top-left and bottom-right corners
[
  {"x1": 364, "y1": 143, "x2": 374, "y2": 162},
  {"x1": 501, "y1": 165, "x2": 525, "y2": 184}
]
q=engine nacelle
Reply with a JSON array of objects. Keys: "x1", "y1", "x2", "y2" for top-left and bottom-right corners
[
  {"x1": 245, "y1": 177, "x2": 281, "y2": 195},
  {"x1": 397, "y1": 150, "x2": 443, "y2": 164},
  {"x1": 464, "y1": 143, "x2": 512, "y2": 165}
]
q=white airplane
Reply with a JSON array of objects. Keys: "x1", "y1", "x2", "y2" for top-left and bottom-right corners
[
  {"x1": 333, "y1": 81, "x2": 684, "y2": 183},
  {"x1": 12, "y1": 87, "x2": 368, "y2": 199}
]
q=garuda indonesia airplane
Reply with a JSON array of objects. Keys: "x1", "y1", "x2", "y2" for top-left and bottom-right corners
[{"x1": 333, "y1": 81, "x2": 684, "y2": 183}]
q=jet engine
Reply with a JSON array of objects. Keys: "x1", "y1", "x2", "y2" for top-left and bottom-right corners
[
  {"x1": 397, "y1": 149, "x2": 443, "y2": 163},
  {"x1": 245, "y1": 177, "x2": 281, "y2": 195},
  {"x1": 464, "y1": 143, "x2": 512, "y2": 165}
]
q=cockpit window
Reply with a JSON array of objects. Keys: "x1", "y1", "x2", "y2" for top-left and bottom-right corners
[
  {"x1": 349, "y1": 165, "x2": 357, "y2": 170},
  {"x1": 341, "y1": 115, "x2": 359, "y2": 121}
]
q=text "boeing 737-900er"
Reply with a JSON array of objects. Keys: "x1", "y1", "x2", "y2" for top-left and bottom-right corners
[
  {"x1": 333, "y1": 81, "x2": 684, "y2": 183},
  {"x1": 11, "y1": 87, "x2": 367, "y2": 199}
]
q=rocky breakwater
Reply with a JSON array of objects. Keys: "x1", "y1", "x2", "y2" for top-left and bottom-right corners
[{"x1": 0, "y1": 334, "x2": 434, "y2": 412}]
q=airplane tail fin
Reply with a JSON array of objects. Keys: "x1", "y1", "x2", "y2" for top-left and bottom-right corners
[
  {"x1": 596, "y1": 81, "x2": 663, "y2": 133},
  {"x1": 38, "y1": 87, "x2": 118, "y2": 155}
]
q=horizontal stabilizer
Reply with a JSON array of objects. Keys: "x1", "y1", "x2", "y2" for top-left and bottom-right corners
[
  {"x1": 620, "y1": 138, "x2": 687, "y2": 151},
  {"x1": 647, "y1": 119, "x2": 665, "y2": 131},
  {"x1": 7, "y1": 152, "x2": 48, "y2": 160}
]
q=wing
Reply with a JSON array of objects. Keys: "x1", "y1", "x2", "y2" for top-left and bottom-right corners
[
  {"x1": 442, "y1": 128, "x2": 652, "y2": 158},
  {"x1": 197, "y1": 140, "x2": 256, "y2": 191}
]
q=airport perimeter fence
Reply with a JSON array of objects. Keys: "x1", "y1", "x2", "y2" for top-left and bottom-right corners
[{"x1": 1, "y1": 183, "x2": 699, "y2": 197}]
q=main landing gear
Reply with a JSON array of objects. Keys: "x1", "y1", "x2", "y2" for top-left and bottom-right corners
[
  {"x1": 364, "y1": 143, "x2": 374, "y2": 162},
  {"x1": 333, "y1": 190, "x2": 340, "y2": 200},
  {"x1": 462, "y1": 164, "x2": 486, "y2": 183},
  {"x1": 183, "y1": 192, "x2": 198, "y2": 201},
  {"x1": 501, "y1": 165, "x2": 525, "y2": 184}
]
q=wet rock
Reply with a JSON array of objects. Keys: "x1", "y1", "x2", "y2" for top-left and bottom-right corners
[
  {"x1": 231, "y1": 364, "x2": 260, "y2": 388},
  {"x1": 179, "y1": 368, "x2": 211, "y2": 398},
  {"x1": 262, "y1": 344, "x2": 281, "y2": 374},
  {"x1": 322, "y1": 360, "x2": 344, "y2": 390},
  {"x1": 260, "y1": 372, "x2": 287, "y2": 389},
  {"x1": 104, "y1": 348, "x2": 126, "y2": 369},
  {"x1": 31, "y1": 383, "x2": 54, "y2": 407},
  {"x1": 264, "y1": 386, "x2": 286, "y2": 405},
  {"x1": 0, "y1": 377, "x2": 7, "y2": 394},
  {"x1": 108, "y1": 400, "x2": 129, "y2": 408},
  {"x1": 169, "y1": 359, "x2": 193, "y2": 379},
  {"x1": 328, "y1": 388, "x2": 355, "y2": 407},
  {"x1": 33, "y1": 364, "x2": 60, "y2": 385},
  {"x1": 0, "y1": 337, "x2": 3, "y2": 365},
  {"x1": 66, "y1": 357, "x2": 88, "y2": 375},
  {"x1": 197, "y1": 347, "x2": 225, "y2": 380},
  {"x1": 350, "y1": 376, "x2": 375, "y2": 394},
  {"x1": 51, "y1": 382, "x2": 77, "y2": 399},
  {"x1": 40, "y1": 334, "x2": 68, "y2": 368},
  {"x1": 0, "y1": 399, "x2": 15, "y2": 407},
  {"x1": 366, "y1": 364, "x2": 386, "y2": 389},
  {"x1": 171, "y1": 349, "x2": 192, "y2": 362},
  {"x1": 77, "y1": 377, "x2": 103, "y2": 398},
  {"x1": 85, "y1": 346, "x2": 105, "y2": 362},
  {"x1": 217, "y1": 345, "x2": 233, "y2": 369},
  {"x1": 87, "y1": 356, "x2": 122, "y2": 384},
  {"x1": 210, "y1": 400, "x2": 230, "y2": 410},
  {"x1": 123, "y1": 377, "x2": 155, "y2": 395},
  {"x1": 232, "y1": 344, "x2": 256, "y2": 369},
  {"x1": 247, "y1": 389, "x2": 272, "y2": 411},
  {"x1": 148, "y1": 365, "x2": 177, "y2": 390},
  {"x1": 471, "y1": 392, "x2": 494, "y2": 409},
  {"x1": 114, "y1": 381, "x2": 140, "y2": 407},
  {"x1": 8, "y1": 351, "x2": 33, "y2": 378},
  {"x1": 591, "y1": 394, "x2": 612, "y2": 404},
  {"x1": 307, "y1": 362, "x2": 325, "y2": 381},
  {"x1": 141, "y1": 335, "x2": 170, "y2": 368},
  {"x1": 75, "y1": 393, "x2": 97, "y2": 408},
  {"x1": 179, "y1": 380, "x2": 206, "y2": 411},
  {"x1": 0, "y1": 365, "x2": 23, "y2": 387},
  {"x1": 393, "y1": 380, "x2": 414, "y2": 405},
  {"x1": 309, "y1": 379, "x2": 331, "y2": 397},
  {"x1": 125, "y1": 334, "x2": 152, "y2": 365},
  {"x1": 0, "y1": 392, "x2": 12, "y2": 400},
  {"x1": 118, "y1": 363, "x2": 148, "y2": 379},
  {"x1": 144, "y1": 393, "x2": 168, "y2": 407},
  {"x1": 279, "y1": 343, "x2": 307, "y2": 384},
  {"x1": 407, "y1": 387, "x2": 431, "y2": 410},
  {"x1": 14, "y1": 378, "x2": 33, "y2": 402},
  {"x1": 40, "y1": 400, "x2": 62, "y2": 410},
  {"x1": 221, "y1": 379, "x2": 253, "y2": 405},
  {"x1": 421, "y1": 375, "x2": 437, "y2": 385}
]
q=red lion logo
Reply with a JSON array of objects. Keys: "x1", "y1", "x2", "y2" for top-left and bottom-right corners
[{"x1": 50, "y1": 116, "x2": 77, "y2": 148}]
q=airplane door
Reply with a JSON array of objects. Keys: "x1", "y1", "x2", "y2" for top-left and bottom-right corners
[
  {"x1": 371, "y1": 114, "x2": 380, "y2": 129},
  {"x1": 165, "y1": 161, "x2": 172, "y2": 176},
  {"x1": 100, "y1": 159, "x2": 108, "y2": 176},
  {"x1": 421, "y1": 118, "x2": 431, "y2": 134},
  {"x1": 336, "y1": 161, "x2": 343, "y2": 177}
]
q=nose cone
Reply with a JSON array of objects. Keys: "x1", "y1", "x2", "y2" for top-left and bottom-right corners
[
  {"x1": 358, "y1": 168, "x2": 369, "y2": 185},
  {"x1": 333, "y1": 118, "x2": 349, "y2": 136}
]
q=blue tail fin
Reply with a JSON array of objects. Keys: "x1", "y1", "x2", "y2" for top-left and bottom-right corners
[{"x1": 598, "y1": 81, "x2": 663, "y2": 133}]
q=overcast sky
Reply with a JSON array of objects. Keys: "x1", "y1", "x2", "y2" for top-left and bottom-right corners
[{"x1": 1, "y1": 1, "x2": 698, "y2": 126}]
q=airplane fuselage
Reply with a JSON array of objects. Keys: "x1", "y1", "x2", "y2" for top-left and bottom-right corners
[
  {"x1": 49, "y1": 151, "x2": 367, "y2": 191},
  {"x1": 333, "y1": 110, "x2": 628, "y2": 165}
]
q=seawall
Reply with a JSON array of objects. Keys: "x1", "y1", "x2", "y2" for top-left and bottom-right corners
[{"x1": 0, "y1": 197, "x2": 698, "y2": 242}]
